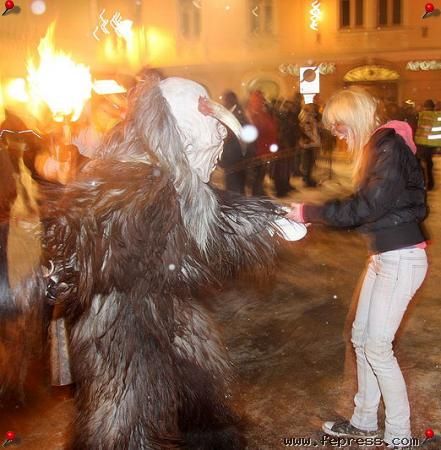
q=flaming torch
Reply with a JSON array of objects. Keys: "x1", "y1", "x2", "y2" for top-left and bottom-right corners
[
  {"x1": 27, "y1": 23, "x2": 92, "y2": 188},
  {"x1": 27, "y1": 24, "x2": 93, "y2": 385},
  {"x1": 27, "y1": 23, "x2": 92, "y2": 141}
]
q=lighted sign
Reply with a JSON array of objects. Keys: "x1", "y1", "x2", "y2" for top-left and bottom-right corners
[
  {"x1": 93, "y1": 80, "x2": 127, "y2": 95},
  {"x1": 300, "y1": 66, "x2": 320, "y2": 94},
  {"x1": 93, "y1": 10, "x2": 131, "y2": 41},
  {"x1": 310, "y1": 0, "x2": 321, "y2": 31},
  {"x1": 343, "y1": 65, "x2": 400, "y2": 82},
  {"x1": 406, "y1": 60, "x2": 441, "y2": 71},
  {"x1": 279, "y1": 62, "x2": 335, "y2": 76}
]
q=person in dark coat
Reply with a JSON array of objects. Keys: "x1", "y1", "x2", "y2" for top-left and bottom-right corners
[
  {"x1": 219, "y1": 90, "x2": 252, "y2": 194},
  {"x1": 271, "y1": 100, "x2": 297, "y2": 196},
  {"x1": 298, "y1": 103, "x2": 320, "y2": 187},
  {"x1": 415, "y1": 99, "x2": 437, "y2": 191},
  {"x1": 246, "y1": 90, "x2": 278, "y2": 196}
]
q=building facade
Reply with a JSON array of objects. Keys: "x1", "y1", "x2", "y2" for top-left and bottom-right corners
[{"x1": 0, "y1": 0, "x2": 440, "y2": 105}]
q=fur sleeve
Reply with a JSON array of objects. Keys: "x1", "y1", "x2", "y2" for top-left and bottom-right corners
[
  {"x1": 209, "y1": 189, "x2": 285, "y2": 278},
  {"x1": 41, "y1": 160, "x2": 179, "y2": 317}
]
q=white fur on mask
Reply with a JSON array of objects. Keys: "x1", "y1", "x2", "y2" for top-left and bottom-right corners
[{"x1": 159, "y1": 78, "x2": 227, "y2": 183}]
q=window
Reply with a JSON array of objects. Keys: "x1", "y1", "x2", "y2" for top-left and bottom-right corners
[
  {"x1": 392, "y1": 0, "x2": 402, "y2": 24},
  {"x1": 340, "y1": 0, "x2": 350, "y2": 28},
  {"x1": 250, "y1": 0, "x2": 274, "y2": 34},
  {"x1": 355, "y1": 0, "x2": 364, "y2": 26},
  {"x1": 178, "y1": 0, "x2": 201, "y2": 39},
  {"x1": 378, "y1": 0, "x2": 387, "y2": 25},
  {"x1": 377, "y1": 0, "x2": 402, "y2": 27},
  {"x1": 339, "y1": 0, "x2": 364, "y2": 29}
]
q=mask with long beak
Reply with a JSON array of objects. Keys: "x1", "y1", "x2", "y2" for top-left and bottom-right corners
[{"x1": 159, "y1": 77, "x2": 242, "y2": 183}]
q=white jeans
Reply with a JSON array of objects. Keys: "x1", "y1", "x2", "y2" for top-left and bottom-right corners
[{"x1": 349, "y1": 247, "x2": 428, "y2": 445}]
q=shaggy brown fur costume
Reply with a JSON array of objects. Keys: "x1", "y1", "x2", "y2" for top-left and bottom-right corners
[{"x1": 1, "y1": 78, "x2": 291, "y2": 449}]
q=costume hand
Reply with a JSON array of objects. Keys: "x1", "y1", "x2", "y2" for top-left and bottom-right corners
[{"x1": 285, "y1": 203, "x2": 305, "y2": 223}]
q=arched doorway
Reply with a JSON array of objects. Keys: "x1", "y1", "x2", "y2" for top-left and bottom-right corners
[
  {"x1": 246, "y1": 78, "x2": 281, "y2": 101},
  {"x1": 343, "y1": 65, "x2": 400, "y2": 104}
]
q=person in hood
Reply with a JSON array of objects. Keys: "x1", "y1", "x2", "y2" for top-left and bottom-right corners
[{"x1": 286, "y1": 87, "x2": 428, "y2": 450}]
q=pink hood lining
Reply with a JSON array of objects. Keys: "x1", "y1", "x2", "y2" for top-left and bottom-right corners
[{"x1": 376, "y1": 120, "x2": 417, "y2": 154}]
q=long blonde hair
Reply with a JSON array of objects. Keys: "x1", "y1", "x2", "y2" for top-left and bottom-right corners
[{"x1": 322, "y1": 87, "x2": 382, "y2": 182}]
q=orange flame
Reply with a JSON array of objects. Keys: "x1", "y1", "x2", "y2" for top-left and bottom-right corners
[{"x1": 27, "y1": 23, "x2": 92, "y2": 123}]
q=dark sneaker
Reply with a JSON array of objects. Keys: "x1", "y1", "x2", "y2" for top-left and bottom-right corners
[{"x1": 322, "y1": 419, "x2": 379, "y2": 438}]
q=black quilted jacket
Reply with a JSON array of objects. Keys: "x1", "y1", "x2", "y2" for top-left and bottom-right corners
[{"x1": 303, "y1": 128, "x2": 427, "y2": 253}]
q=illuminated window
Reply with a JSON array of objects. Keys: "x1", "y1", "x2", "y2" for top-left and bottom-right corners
[
  {"x1": 178, "y1": 0, "x2": 201, "y2": 39},
  {"x1": 250, "y1": 0, "x2": 274, "y2": 34},
  {"x1": 340, "y1": 0, "x2": 364, "y2": 29},
  {"x1": 378, "y1": 0, "x2": 402, "y2": 26}
]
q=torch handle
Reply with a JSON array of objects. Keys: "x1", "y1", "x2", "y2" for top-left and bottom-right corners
[{"x1": 62, "y1": 121, "x2": 72, "y2": 145}]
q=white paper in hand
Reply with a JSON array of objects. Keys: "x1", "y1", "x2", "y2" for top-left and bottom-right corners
[{"x1": 274, "y1": 217, "x2": 307, "y2": 241}]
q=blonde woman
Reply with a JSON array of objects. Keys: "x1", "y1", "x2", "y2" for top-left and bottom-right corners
[{"x1": 287, "y1": 87, "x2": 428, "y2": 450}]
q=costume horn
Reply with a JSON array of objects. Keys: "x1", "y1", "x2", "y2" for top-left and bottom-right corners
[
  {"x1": 198, "y1": 96, "x2": 242, "y2": 139},
  {"x1": 42, "y1": 260, "x2": 54, "y2": 278}
]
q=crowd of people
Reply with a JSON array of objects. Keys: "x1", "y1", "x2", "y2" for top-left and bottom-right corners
[
  {"x1": 219, "y1": 89, "x2": 336, "y2": 197},
  {"x1": 3, "y1": 80, "x2": 438, "y2": 201},
  {"x1": 220, "y1": 90, "x2": 440, "y2": 200}
]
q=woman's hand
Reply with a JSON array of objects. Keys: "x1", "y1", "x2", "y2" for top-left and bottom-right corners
[{"x1": 285, "y1": 203, "x2": 305, "y2": 223}]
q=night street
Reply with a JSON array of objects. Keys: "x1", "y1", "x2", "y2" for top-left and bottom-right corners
[
  {"x1": 1, "y1": 156, "x2": 441, "y2": 449},
  {"x1": 1, "y1": 1, "x2": 441, "y2": 449}
]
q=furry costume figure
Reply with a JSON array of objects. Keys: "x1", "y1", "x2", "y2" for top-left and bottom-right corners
[{"x1": 0, "y1": 77, "x2": 305, "y2": 449}]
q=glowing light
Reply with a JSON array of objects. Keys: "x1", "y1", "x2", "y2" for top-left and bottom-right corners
[
  {"x1": 94, "y1": 9, "x2": 110, "y2": 40},
  {"x1": 406, "y1": 60, "x2": 441, "y2": 71},
  {"x1": 27, "y1": 24, "x2": 92, "y2": 122},
  {"x1": 310, "y1": 0, "x2": 321, "y2": 31},
  {"x1": 93, "y1": 9, "x2": 128, "y2": 41},
  {"x1": 102, "y1": 26, "x2": 173, "y2": 69},
  {"x1": 279, "y1": 62, "x2": 336, "y2": 76},
  {"x1": 114, "y1": 19, "x2": 133, "y2": 41},
  {"x1": 0, "y1": 82, "x2": 5, "y2": 123},
  {"x1": 240, "y1": 124, "x2": 258, "y2": 143},
  {"x1": 93, "y1": 80, "x2": 126, "y2": 95},
  {"x1": 269, "y1": 143, "x2": 278, "y2": 153},
  {"x1": 344, "y1": 65, "x2": 399, "y2": 82},
  {"x1": 5, "y1": 78, "x2": 29, "y2": 102},
  {"x1": 30, "y1": 0, "x2": 46, "y2": 15}
]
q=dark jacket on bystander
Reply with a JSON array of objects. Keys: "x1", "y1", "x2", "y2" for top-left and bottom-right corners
[{"x1": 302, "y1": 126, "x2": 427, "y2": 253}]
